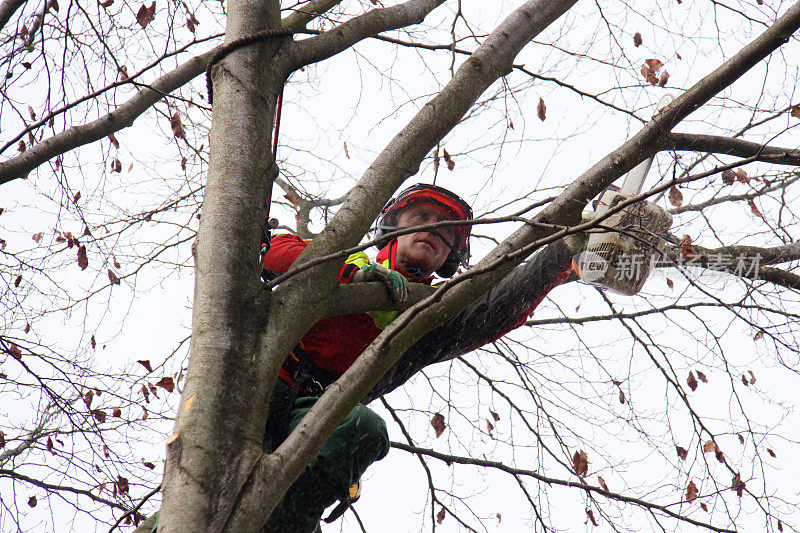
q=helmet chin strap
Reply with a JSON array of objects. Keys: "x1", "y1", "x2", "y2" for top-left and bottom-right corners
[{"x1": 376, "y1": 224, "x2": 466, "y2": 268}]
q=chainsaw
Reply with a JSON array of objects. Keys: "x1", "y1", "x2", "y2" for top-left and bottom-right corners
[{"x1": 573, "y1": 95, "x2": 674, "y2": 295}]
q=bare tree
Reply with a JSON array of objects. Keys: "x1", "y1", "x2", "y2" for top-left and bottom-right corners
[{"x1": 1, "y1": 1, "x2": 799, "y2": 532}]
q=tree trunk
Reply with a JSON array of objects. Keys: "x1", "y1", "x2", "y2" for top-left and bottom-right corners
[{"x1": 157, "y1": 0, "x2": 283, "y2": 530}]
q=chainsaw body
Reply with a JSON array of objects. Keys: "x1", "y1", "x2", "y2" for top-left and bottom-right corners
[{"x1": 575, "y1": 190, "x2": 673, "y2": 295}]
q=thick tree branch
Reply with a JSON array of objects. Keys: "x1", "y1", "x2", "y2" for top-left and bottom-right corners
[
  {"x1": 282, "y1": 0, "x2": 344, "y2": 30},
  {"x1": 668, "y1": 132, "x2": 800, "y2": 165},
  {"x1": 0, "y1": 0, "x2": 25, "y2": 32},
  {"x1": 284, "y1": 0, "x2": 446, "y2": 71},
  {"x1": 0, "y1": 0, "x2": 385, "y2": 186},
  {"x1": 661, "y1": 242, "x2": 800, "y2": 291},
  {"x1": 0, "y1": 48, "x2": 215, "y2": 185}
]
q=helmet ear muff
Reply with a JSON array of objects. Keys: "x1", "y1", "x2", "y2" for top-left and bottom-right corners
[
  {"x1": 435, "y1": 236, "x2": 469, "y2": 278},
  {"x1": 436, "y1": 251, "x2": 460, "y2": 278}
]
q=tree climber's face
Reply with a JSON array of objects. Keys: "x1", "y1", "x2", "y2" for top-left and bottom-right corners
[{"x1": 394, "y1": 202, "x2": 459, "y2": 277}]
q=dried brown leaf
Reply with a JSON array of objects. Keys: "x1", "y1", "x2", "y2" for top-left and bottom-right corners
[
  {"x1": 431, "y1": 413, "x2": 446, "y2": 438},
  {"x1": 598, "y1": 476, "x2": 609, "y2": 491},
  {"x1": 573, "y1": 449, "x2": 589, "y2": 476},
  {"x1": 668, "y1": 185, "x2": 683, "y2": 207},
  {"x1": 686, "y1": 480, "x2": 698, "y2": 502},
  {"x1": 436, "y1": 507, "x2": 445, "y2": 524},
  {"x1": 84, "y1": 390, "x2": 94, "y2": 409},
  {"x1": 108, "y1": 269, "x2": 120, "y2": 285},
  {"x1": 443, "y1": 148, "x2": 455, "y2": 171},
  {"x1": 731, "y1": 473, "x2": 745, "y2": 497},
  {"x1": 680, "y1": 234, "x2": 696, "y2": 261},
  {"x1": 633, "y1": 32, "x2": 642, "y2": 47},
  {"x1": 117, "y1": 475, "x2": 129, "y2": 495},
  {"x1": 791, "y1": 105, "x2": 800, "y2": 119},
  {"x1": 585, "y1": 508, "x2": 599, "y2": 526},
  {"x1": 722, "y1": 169, "x2": 736, "y2": 185},
  {"x1": 170, "y1": 112, "x2": 185, "y2": 140},
  {"x1": 696, "y1": 370, "x2": 707, "y2": 383},
  {"x1": 735, "y1": 168, "x2": 749, "y2": 183},
  {"x1": 645, "y1": 58, "x2": 664, "y2": 72},
  {"x1": 155, "y1": 376, "x2": 175, "y2": 393},
  {"x1": 137, "y1": 360, "x2": 153, "y2": 373},
  {"x1": 9, "y1": 343, "x2": 22, "y2": 359},
  {"x1": 28, "y1": 495, "x2": 37, "y2": 507},
  {"x1": 619, "y1": 390, "x2": 625, "y2": 404},
  {"x1": 658, "y1": 70, "x2": 670, "y2": 87},
  {"x1": 747, "y1": 199, "x2": 762, "y2": 218},
  {"x1": 687, "y1": 371, "x2": 698, "y2": 391},
  {"x1": 676, "y1": 445, "x2": 688, "y2": 460},
  {"x1": 537, "y1": 97, "x2": 546, "y2": 121},
  {"x1": 136, "y1": 2, "x2": 156, "y2": 28},
  {"x1": 703, "y1": 440, "x2": 717, "y2": 453}
]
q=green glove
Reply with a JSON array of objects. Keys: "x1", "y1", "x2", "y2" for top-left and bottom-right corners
[{"x1": 353, "y1": 262, "x2": 409, "y2": 302}]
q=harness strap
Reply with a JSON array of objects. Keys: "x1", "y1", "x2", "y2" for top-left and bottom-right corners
[{"x1": 273, "y1": 343, "x2": 336, "y2": 441}]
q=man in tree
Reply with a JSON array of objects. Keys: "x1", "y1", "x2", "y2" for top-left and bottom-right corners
[{"x1": 260, "y1": 183, "x2": 580, "y2": 532}]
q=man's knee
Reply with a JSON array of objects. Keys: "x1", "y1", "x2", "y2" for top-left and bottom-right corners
[{"x1": 347, "y1": 405, "x2": 389, "y2": 459}]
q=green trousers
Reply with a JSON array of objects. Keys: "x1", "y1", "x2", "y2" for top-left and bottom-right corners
[
  {"x1": 262, "y1": 380, "x2": 390, "y2": 532},
  {"x1": 147, "y1": 381, "x2": 389, "y2": 533}
]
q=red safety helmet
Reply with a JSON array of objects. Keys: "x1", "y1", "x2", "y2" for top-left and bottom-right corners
[{"x1": 376, "y1": 184, "x2": 472, "y2": 278}]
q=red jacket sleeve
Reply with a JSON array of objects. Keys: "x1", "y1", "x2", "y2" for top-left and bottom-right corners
[
  {"x1": 262, "y1": 234, "x2": 309, "y2": 273},
  {"x1": 261, "y1": 233, "x2": 360, "y2": 283}
]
